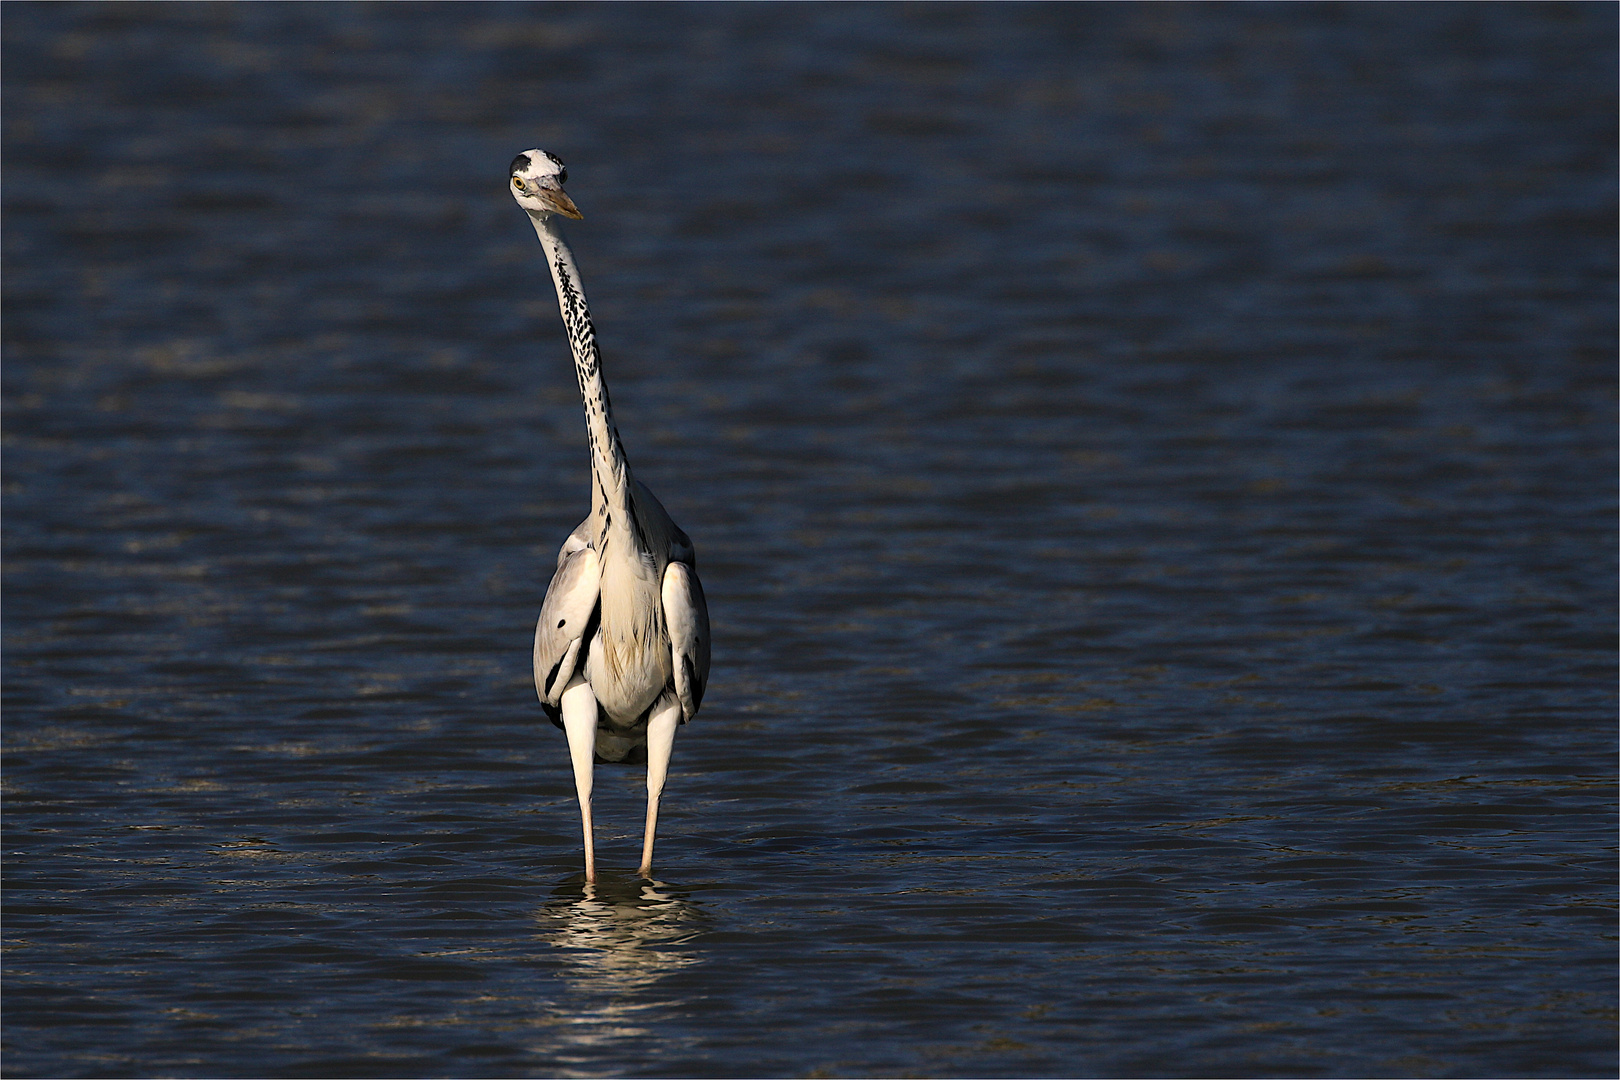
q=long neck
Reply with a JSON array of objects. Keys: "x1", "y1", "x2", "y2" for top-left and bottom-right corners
[{"x1": 530, "y1": 212, "x2": 632, "y2": 536}]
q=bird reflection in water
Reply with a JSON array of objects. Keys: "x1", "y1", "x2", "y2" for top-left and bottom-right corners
[{"x1": 533, "y1": 872, "x2": 706, "y2": 1050}]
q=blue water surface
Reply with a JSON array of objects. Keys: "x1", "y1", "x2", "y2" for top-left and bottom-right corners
[{"x1": 4, "y1": 4, "x2": 1615, "y2": 1077}]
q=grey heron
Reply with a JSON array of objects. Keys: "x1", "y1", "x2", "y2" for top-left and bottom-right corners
[{"x1": 511, "y1": 149, "x2": 710, "y2": 883}]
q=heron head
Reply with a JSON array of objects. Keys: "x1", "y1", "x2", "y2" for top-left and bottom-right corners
[{"x1": 510, "y1": 149, "x2": 583, "y2": 220}]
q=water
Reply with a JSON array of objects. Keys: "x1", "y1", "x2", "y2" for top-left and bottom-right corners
[{"x1": 3, "y1": 4, "x2": 1615, "y2": 1077}]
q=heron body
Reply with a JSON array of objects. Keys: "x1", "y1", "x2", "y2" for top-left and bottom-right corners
[{"x1": 512, "y1": 150, "x2": 710, "y2": 882}]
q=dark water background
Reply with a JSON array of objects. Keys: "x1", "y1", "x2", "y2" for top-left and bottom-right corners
[{"x1": 4, "y1": 4, "x2": 1616, "y2": 1077}]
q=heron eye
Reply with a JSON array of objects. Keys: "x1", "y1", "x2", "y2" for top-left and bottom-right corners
[
  {"x1": 558, "y1": 168, "x2": 567, "y2": 185},
  {"x1": 512, "y1": 177, "x2": 525, "y2": 190}
]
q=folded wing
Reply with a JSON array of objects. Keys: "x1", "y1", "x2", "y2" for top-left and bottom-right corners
[
  {"x1": 534, "y1": 519, "x2": 601, "y2": 724},
  {"x1": 661, "y1": 558, "x2": 710, "y2": 722}
]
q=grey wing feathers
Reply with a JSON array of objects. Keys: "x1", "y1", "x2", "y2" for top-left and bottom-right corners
[
  {"x1": 661, "y1": 559, "x2": 710, "y2": 722},
  {"x1": 534, "y1": 518, "x2": 600, "y2": 714},
  {"x1": 554, "y1": 518, "x2": 592, "y2": 568}
]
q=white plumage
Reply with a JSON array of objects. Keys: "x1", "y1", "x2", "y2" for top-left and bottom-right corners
[{"x1": 512, "y1": 149, "x2": 710, "y2": 882}]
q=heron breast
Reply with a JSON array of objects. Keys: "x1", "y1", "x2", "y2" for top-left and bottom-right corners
[{"x1": 583, "y1": 620, "x2": 671, "y2": 729}]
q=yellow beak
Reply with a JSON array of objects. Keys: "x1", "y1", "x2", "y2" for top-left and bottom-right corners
[{"x1": 536, "y1": 186, "x2": 583, "y2": 220}]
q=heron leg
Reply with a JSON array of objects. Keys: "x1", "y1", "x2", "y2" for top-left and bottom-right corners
[
  {"x1": 638, "y1": 700, "x2": 681, "y2": 877},
  {"x1": 560, "y1": 675, "x2": 598, "y2": 883}
]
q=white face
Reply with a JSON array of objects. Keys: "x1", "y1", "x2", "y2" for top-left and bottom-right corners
[{"x1": 510, "y1": 149, "x2": 582, "y2": 219}]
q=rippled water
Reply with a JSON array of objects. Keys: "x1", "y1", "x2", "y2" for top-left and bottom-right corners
[{"x1": 4, "y1": 4, "x2": 1616, "y2": 1077}]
